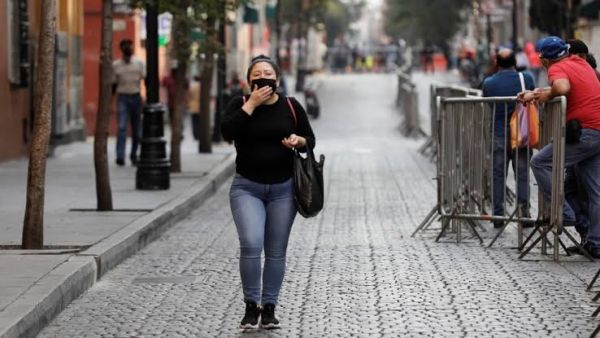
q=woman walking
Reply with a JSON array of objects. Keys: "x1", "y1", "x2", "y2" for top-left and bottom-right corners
[{"x1": 221, "y1": 55, "x2": 316, "y2": 330}]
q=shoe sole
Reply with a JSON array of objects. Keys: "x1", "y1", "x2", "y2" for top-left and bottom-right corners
[
  {"x1": 260, "y1": 323, "x2": 280, "y2": 330},
  {"x1": 239, "y1": 323, "x2": 258, "y2": 332}
]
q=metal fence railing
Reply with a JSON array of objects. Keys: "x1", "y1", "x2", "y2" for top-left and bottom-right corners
[
  {"x1": 419, "y1": 83, "x2": 482, "y2": 160},
  {"x1": 411, "y1": 95, "x2": 587, "y2": 261}
]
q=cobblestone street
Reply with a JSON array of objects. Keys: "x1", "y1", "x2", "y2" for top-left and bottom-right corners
[{"x1": 38, "y1": 73, "x2": 600, "y2": 337}]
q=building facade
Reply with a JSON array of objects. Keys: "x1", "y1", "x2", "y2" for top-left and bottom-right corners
[{"x1": 0, "y1": 0, "x2": 85, "y2": 162}]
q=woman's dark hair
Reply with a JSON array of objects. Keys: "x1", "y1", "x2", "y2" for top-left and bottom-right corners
[
  {"x1": 246, "y1": 55, "x2": 280, "y2": 82},
  {"x1": 587, "y1": 54, "x2": 597, "y2": 70},
  {"x1": 567, "y1": 39, "x2": 589, "y2": 55}
]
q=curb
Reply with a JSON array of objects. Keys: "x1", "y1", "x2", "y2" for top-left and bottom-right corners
[
  {"x1": 0, "y1": 153, "x2": 236, "y2": 338},
  {"x1": 0, "y1": 256, "x2": 96, "y2": 338}
]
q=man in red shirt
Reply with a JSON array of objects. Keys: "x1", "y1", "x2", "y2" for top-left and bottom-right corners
[{"x1": 520, "y1": 36, "x2": 600, "y2": 257}]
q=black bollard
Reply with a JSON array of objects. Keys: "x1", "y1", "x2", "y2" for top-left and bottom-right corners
[
  {"x1": 295, "y1": 68, "x2": 306, "y2": 92},
  {"x1": 136, "y1": 103, "x2": 170, "y2": 190}
]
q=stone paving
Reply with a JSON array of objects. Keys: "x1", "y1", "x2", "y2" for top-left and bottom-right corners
[{"x1": 38, "y1": 73, "x2": 600, "y2": 337}]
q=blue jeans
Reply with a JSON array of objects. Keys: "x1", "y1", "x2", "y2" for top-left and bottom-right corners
[
  {"x1": 531, "y1": 128, "x2": 600, "y2": 249},
  {"x1": 493, "y1": 136, "x2": 531, "y2": 216},
  {"x1": 229, "y1": 175, "x2": 297, "y2": 305},
  {"x1": 116, "y1": 94, "x2": 142, "y2": 161}
]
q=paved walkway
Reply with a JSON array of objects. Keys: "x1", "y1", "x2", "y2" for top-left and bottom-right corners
[
  {"x1": 0, "y1": 124, "x2": 234, "y2": 338},
  {"x1": 34, "y1": 72, "x2": 600, "y2": 337}
]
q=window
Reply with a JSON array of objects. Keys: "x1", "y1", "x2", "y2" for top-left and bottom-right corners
[{"x1": 7, "y1": 0, "x2": 29, "y2": 87}]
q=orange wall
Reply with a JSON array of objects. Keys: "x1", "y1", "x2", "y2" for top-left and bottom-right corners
[
  {"x1": 0, "y1": 0, "x2": 85, "y2": 162},
  {"x1": 0, "y1": 0, "x2": 34, "y2": 161},
  {"x1": 83, "y1": 0, "x2": 172, "y2": 136},
  {"x1": 83, "y1": 0, "x2": 139, "y2": 135}
]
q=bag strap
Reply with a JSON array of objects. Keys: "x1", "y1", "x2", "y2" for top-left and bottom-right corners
[
  {"x1": 286, "y1": 97, "x2": 298, "y2": 128},
  {"x1": 518, "y1": 72, "x2": 525, "y2": 92}
]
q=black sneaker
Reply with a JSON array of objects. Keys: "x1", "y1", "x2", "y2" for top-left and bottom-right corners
[
  {"x1": 239, "y1": 300, "x2": 260, "y2": 330},
  {"x1": 116, "y1": 158, "x2": 125, "y2": 166},
  {"x1": 520, "y1": 220, "x2": 535, "y2": 228},
  {"x1": 493, "y1": 220, "x2": 504, "y2": 229},
  {"x1": 567, "y1": 246, "x2": 583, "y2": 255},
  {"x1": 580, "y1": 231, "x2": 588, "y2": 245},
  {"x1": 260, "y1": 303, "x2": 280, "y2": 329},
  {"x1": 583, "y1": 242, "x2": 600, "y2": 259},
  {"x1": 567, "y1": 242, "x2": 600, "y2": 258}
]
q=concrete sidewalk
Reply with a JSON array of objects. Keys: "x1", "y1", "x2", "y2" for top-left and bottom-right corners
[{"x1": 0, "y1": 134, "x2": 235, "y2": 338}]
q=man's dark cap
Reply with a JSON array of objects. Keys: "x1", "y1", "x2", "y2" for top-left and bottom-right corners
[{"x1": 536, "y1": 36, "x2": 568, "y2": 60}]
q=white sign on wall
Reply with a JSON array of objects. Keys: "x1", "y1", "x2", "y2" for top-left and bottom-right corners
[{"x1": 113, "y1": 19, "x2": 126, "y2": 32}]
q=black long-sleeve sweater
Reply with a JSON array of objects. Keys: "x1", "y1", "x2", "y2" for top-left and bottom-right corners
[{"x1": 221, "y1": 95, "x2": 316, "y2": 184}]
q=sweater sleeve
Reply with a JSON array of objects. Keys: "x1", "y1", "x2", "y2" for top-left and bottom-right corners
[
  {"x1": 221, "y1": 96, "x2": 251, "y2": 142},
  {"x1": 290, "y1": 97, "x2": 316, "y2": 151}
]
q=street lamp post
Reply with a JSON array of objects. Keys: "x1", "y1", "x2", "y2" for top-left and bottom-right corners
[
  {"x1": 480, "y1": 0, "x2": 494, "y2": 62},
  {"x1": 136, "y1": 1, "x2": 170, "y2": 190},
  {"x1": 512, "y1": 0, "x2": 518, "y2": 49},
  {"x1": 213, "y1": 2, "x2": 226, "y2": 143},
  {"x1": 295, "y1": 0, "x2": 311, "y2": 92},
  {"x1": 275, "y1": 0, "x2": 282, "y2": 66},
  {"x1": 565, "y1": 0, "x2": 573, "y2": 38},
  {"x1": 487, "y1": 14, "x2": 492, "y2": 49}
]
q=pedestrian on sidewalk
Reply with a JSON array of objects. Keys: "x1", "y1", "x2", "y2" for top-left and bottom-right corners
[
  {"x1": 112, "y1": 39, "x2": 146, "y2": 166},
  {"x1": 525, "y1": 41, "x2": 542, "y2": 83},
  {"x1": 221, "y1": 55, "x2": 316, "y2": 331},
  {"x1": 482, "y1": 48, "x2": 536, "y2": 228},
  {"x1": 161, "y1": 61, "x2": 189, "y2": 138},
  {"x1": 422, "y1": 44, "x2": 435, "y2": 73},
  {"x1": 519, "y1": 36, "x2": 600, "y2": 257},
  {"x1": 188, "y1": 76, "x2": 200, "y2": 140}
]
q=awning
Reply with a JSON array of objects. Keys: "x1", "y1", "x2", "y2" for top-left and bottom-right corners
[
  {"x1": 266, "y1": 4, "x2": 276, "y2": 20},
  {"x1": 243, "y1": 4, "x2": 259, "y2": 24}
]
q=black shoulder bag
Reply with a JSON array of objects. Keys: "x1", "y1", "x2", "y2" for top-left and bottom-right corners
[{"x1": 286, "y1": 98, "x2": 325, "y2": 218}]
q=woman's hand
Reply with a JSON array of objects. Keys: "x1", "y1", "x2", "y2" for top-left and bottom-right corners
[
  {"x1": 282, "y1": 134, "x2": 307, "y2": 149},
  {"x1": 242, "y1": 85, "x2": 273, "y2": 115}
]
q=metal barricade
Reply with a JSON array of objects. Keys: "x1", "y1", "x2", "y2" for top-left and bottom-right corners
[
  {"x1": 412, "y1": 95, "x2": 585, "y2": 261},
  {"x1": 419, "y1": 83, "x2": 482, "y2": 160},
  {"x1": 396, "y1": 71, "x2": 412, "y2": 107},
  {"x1": 398, "y1": 82, "x2": 424, "y2": 138},
  {"x1": 395, "y1": 71, "x2": 424, "y2": 138},
  {"x1": 517, "y1": 97, "x2": 590, "y2": 260}
]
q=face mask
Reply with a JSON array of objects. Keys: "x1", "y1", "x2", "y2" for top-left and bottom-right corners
[
  {"x1": 122, "y1": 47, "x2": 133, "y2": 57},
  {"x1": 251, "y1": 78, "x2": 277, "y2": 94}
]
